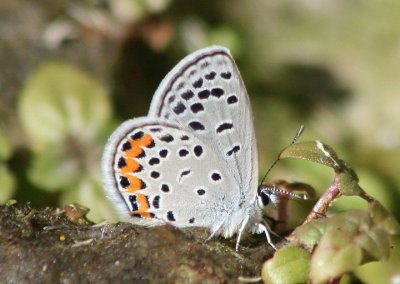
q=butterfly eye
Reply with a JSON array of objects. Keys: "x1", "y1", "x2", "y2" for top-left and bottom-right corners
[{"x1": 258, "y1": 188, "x2": 270, "y2": 206}]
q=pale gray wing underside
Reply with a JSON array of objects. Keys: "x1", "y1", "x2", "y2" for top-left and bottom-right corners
[
  {"x1": 101, "y1": 117, "x2": 240, "y2": 231},
  {"x1": 148, "y1": 46, "x2": 259, "y2": 203}
]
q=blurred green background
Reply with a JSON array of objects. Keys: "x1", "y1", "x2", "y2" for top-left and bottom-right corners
[{"x1": 1, "y1": 0, "x2": 399, "y2": 282}]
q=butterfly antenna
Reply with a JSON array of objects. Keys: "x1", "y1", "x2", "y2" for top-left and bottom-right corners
[{"x1": 259, "y1": 125, "x2": 305, "y2": 186}]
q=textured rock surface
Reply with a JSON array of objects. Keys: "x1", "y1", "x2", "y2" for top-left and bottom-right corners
[{"x1": 0, "y1": 204, "x2": 275, "y2": 283}]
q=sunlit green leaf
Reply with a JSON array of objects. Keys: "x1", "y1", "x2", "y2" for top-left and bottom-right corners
[
  {"x1": 280, "y1": 141, "x2": 341, "y2": 169},
  {"x1": 262, "y1": 246, "x2": 310, "y2": 284}
]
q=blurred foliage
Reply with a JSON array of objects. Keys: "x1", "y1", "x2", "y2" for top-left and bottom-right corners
[
  {"x1": 1, "y1": 0, "x2": 400, "y2": 282},
  {"x1": 17, "y1": 63, "x2": 117, "y2": 221},
  {"x1": 0, "y1": 129, "x2": 15, "y2": 201}
]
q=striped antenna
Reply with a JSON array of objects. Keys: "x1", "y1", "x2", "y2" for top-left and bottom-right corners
[{"x1": 259, "y1": 125, "x2": 305, "y2": 186}]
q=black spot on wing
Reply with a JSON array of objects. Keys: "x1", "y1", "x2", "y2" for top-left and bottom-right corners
[
  {"x1": 129, "y1": 195, "x2": 139, "y2": 211},
  {"x1": 167, "y1": 211, "x2": 175, "y2": 221},
  {"x1": 173, "y1": 102, "x2": 186, "y2": 115},
  {"x1": 150, "y1": 127, "x2": 162, "y2": 132},
  {"x1": 160, "y1": 134, "x2": 174, "y2": 143},
  {"x1": 161, "y1": 184, "x2": 169, "y2": 192},
  {"x1": 190, "y1": 103, "x2": 204, "y2": 113},
  {"x1": 211, "y1": 172, "x2": 221, "y2": 181},
  {"x1": 150, "y1": 171, "x2": 160, "y2": 179},
  {"x1": 227, "y1": 95, "x2": 238, "y2": 104},
  {"x1": 189, "y1": 121, "x2": 205, "y2": 131},
  {"x1": 122, "y1": 141, "x2": 132, "y2": 151},
  {"x1": 178, "y1": 149, "x2": 189, "y2": 157},
  {"x1": 168, "y1": 95, "x2": 175, "y2": 104},
  {"x1": 146, "y1": 140, "x2": 155, "y2": 148},
  {"x1": 205, "y1": 71, "x2": 216, "y2": 80},
  {"x1": 131, "y1": 131, "x2": 144, "y2": 140},
  {"x1": 181, "y1": 90, "x2": 195, "y2": 100},
  {"x1": 120, "y1": 176, "x2": 130, "y2": 188},
  {"x1": 198, "y1": 90, "x2": 210, "y2": 99},
  {"x1": 148, "y1": 157, "x2": 160, "y2": 166},
  {"x1": 211, "y1": 88, "x2": 224, "y2": 98},
  {"x1": 117, "y1": 157, "x2": 126, "y2": 168},
  {"x1": 193, "y1": 145, "x2": 203, "y2": 157},
  {"x1": 192, "y1": 78, "x2": 203, "y2": 88},
  {"x1": 136, "y1": 151, "x2": 146, "y2": 159},
  {"x1": 180, "y1": 170, "x2": 191, "y2": 178},
  {"x1": 152, "y1": 196, "x2": 160, "y2": 209},
  {"x1": 221, "y1": 72, "x2": 232, "y2": 79},
  {"x1": 227, "y1": 145, "x2": 240, "y2": 156},
  {"x1": 216, "y1": 122, "x2": 233, "y2": 133},
  {"x1": 159, "y1": 149, "x2": 168, "y2": 158}
]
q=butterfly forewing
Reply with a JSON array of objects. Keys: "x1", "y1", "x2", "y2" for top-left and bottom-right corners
[{"x1": 148, "y1": 46, "x2": 259, "y2": 204}]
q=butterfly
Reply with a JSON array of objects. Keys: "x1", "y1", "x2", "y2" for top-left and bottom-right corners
[{"x1": 102, "y1": 46, "x2": 278, "y2": 250}]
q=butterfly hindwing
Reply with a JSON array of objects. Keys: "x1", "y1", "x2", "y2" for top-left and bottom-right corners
[{"x1": 102, "y1": 117, "x2": 240, "y2": 230}]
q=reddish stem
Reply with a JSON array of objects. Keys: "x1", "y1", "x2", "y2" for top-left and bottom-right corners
[{"x1": 302, "y1": 173, "x2": 341, "y2": 225}]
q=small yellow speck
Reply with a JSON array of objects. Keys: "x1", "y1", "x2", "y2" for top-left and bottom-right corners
[
  {"x1": 60, "y1": 235, "x2": 66, "y2": 241},
  {"x1": 124, "y1": 233, "x2": 129, "y2": 239}
]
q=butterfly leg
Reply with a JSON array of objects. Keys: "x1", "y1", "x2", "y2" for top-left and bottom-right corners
[
  {"x1": 235, "y1": 215, "x2": 250, "y2": 251},
  {"x1": 256, "y1": 222, "x2": 277, "y2": 250}
]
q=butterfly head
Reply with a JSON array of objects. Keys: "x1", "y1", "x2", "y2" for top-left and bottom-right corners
[
  {"x1": 256, "y1": 184, "x2": 280, "y2": 209},
  {"x1": 257, "y1": 183, "x2": 309, "y2": 210}
]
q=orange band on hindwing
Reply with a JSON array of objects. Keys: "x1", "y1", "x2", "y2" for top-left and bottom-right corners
[
  {"x1": 117, "y1": 132, "x2": 154, "y2": 192},
  {"x1": 129, "y1": 193, "x2": 154, "y2": 219},
  {"x1": 124, "y1": 134, "x2": 154, "y2": 158},
  {"x1": 118, "y1": 132, "x2": 155, "y2": 218},
  {"x1": 120, "y1": 158, "x2": 141, "y2": 175},
  {"x1": 126, "y1": 175, "x2": 143, "y2": 192}
]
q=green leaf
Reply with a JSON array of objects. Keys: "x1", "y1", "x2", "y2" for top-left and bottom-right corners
[
  {"x1": 310, "y1": 230, "x2": 362, "y2": 283},
  {"x1": 5, "y1": 199, "x2": 17, "y2": 206},
  {"x1": 293, "y1": 208, "x2": 395, "y2": 271},
  {"x1": 262, "y1": 246, "x2": 310, "y2": 284},
  {"x1": 369, "y1": 200, "x2": 400, "y2": 235},
  {"x1": 355, "y1": 228, "x2": 390, "y2": 262},
  {"x1": 293, "y1": 210, "x2": 371, "y2": 246},
  {"x1": 280, "y1": 140, "x2": 341, "y2": 169},
  {"x1": 18, "y1": 62, "x2": 111, "y2": 149}
]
